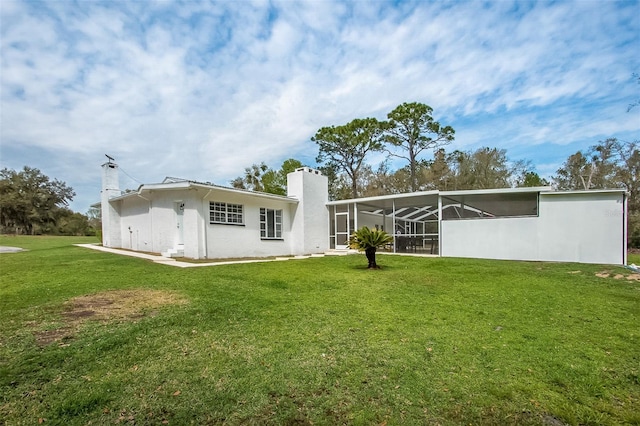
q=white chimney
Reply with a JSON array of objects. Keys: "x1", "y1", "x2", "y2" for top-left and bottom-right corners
[{"x1": 101, "y1": 161, "x2": 122, "y2": 247}]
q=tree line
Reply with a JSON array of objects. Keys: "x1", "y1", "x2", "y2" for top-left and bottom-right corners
[
  {"x1": 232, "y1": 101, "x2": 639, "y2": 246},
  {"x1": 231, "y1": 102, "x2": 551, "y2": 199},
  {"x1": 0, "y1": 166, "x2": 98, "y2": 236}
]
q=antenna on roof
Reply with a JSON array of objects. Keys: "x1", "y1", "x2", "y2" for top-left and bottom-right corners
[{"x1": 105, "y1": 154, "x2": 115, "y2": 164}]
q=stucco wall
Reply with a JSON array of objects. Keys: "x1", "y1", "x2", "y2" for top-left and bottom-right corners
[
  {"x1": 287, "y1": 168, "x2": 329, "y2": 255},
  {"x1": 204, "y1": 190, "x2": 296, "y2": 259},
  {"x1": 538, "y1": 192, "x2": 625, "y2": 264},
  {"x1": 148, "y1": 193, "x2": 184, "y2": 254},
  {"x1": 441, "y1": 192, "x2": 625, "y2": 264},
  {"x1": 116, "y1": 191, "x2": 197, "y2": 255},
  {"x1": 119, "y1": 196, "x2": 152, "y2": 251}
]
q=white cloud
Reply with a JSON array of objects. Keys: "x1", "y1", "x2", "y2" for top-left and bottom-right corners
[{"x1": 1, "y1": 0, "x2": 638, "y2": 212}]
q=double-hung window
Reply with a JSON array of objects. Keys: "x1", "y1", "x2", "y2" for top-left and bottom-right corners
[
  {"x1": 210, "y1": 202, "x2": 244, "y2": 224},
  {"x1": 260, "y1": 208, "x2": 282, "y2": 239}
]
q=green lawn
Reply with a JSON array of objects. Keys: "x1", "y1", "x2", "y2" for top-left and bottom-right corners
[{"x1": 1, "y1": 236, "x2": 638, "y2": 425}]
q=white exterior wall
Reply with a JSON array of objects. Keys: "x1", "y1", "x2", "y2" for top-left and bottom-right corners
[
  {"x1": 99, "y1": 160, "x2": 301, "y2": 259},
  {"x1": 191, "y1": 191, "x2": 208, "y2": 259},
  {"x1": 116, "y1": 191, "x2": 198, "y2": 255},
  {"x1": 118, "y1": 196, "x2": 152, "y2": 252},
  {"x1": 204, "y1": 191, "x2": 295, "y2": 259},
  {"x1": 179, "y1": 193, "x2": 203, "y2": 259},
  {"x1": 287, "y1": 168, "x2": 329, "y2": 255},
  {"x1": 538, "y1": 192, "x2": 625, "y2": 264},
  {"x1": 148, "y1": 193, "x2": 182, "y2": 254},
  {"x1": 441, "y1": 217, "x2": 539, "y2": 261},
  {"x1": 441, "y1": 191, "x2": 625, "y2": 265}
]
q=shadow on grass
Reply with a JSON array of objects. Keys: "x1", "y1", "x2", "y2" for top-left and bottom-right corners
[{"x1": 350, "y1": 264, "x2": 397, "y2": 271}]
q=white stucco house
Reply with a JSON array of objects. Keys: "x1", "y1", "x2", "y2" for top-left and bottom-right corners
[{"x1": 101, "y1": 161, "x2": 628, "y2": 265}]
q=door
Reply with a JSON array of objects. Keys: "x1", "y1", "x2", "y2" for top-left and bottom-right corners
[
  {"x1": 335, "y1": 211, "x2": 349, "y2": 249},
  {"x1": 175, "y1": 202, "x2": 184, "y2": 246}
]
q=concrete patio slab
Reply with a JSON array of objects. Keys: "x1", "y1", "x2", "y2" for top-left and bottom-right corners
[{"x1": 0, "y1": 246, "x2": 27, "y2": 253}]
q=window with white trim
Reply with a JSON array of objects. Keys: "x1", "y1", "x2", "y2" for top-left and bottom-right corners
[
  {"x1": 260, "y1": 208, "x2": 282, "y2": 239},
  {"x1": 210, "y1": 202, "x2": 244, "y2": 224}
]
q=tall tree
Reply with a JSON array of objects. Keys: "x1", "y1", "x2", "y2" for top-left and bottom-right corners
[
  {"x1": 385, "y1": 102, "x2": 455, "y2": 192},
  {"x1": 317, "y1": 165, "x2": 352, "y2": 201},
  {"x1": 269, "y1": 158, "x2": 304, "y2": 195},
  {"x1": 231, "y1": 162, "x2": 269, "y2": 192},
  {"x1": 447, "y1": 148, "x2": 511, "y2": 190},
  {"x1": 422, "y1": 148, "x2": 454, "y2": 190},
  {"x1": 516, "y1": 171, "x2": 550, "y2": 187},
  {"x1": 553, "y1": 151, "x2": 592, "y2": 190},
  {"x1": 358, "y1": 162, "x2": 397, "y2": 198},
  {"x1": 612, "y1": 139, "x2": 640, "y2": 246},
  {"x1": 553, "y1": 138, "x2": 640, "y2": 247},
  {"x1": 611, "y1": 139, "x2": 640, "y2": 202},
  {"x1": 553, "y1": 139, "x2": 620, "y2": 191},
  {"x1": 0, "y1": 166, "x2": 75, "y2": 234},
  {"x1": 313, "y1": 117, "x2": 386, "y2": 198},
  {"x1": 231, "y1": 159, "x2": 304, "y2": 196},
  {"x1": 55, "y1": 208, "x2": 94, "y2": 236},
  {"x1": 280, "y1": 158, "x2": 304, "y2": 175}
]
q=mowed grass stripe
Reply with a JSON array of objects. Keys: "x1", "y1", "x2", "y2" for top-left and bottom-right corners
[{"x1": 0, "y1": 236, "x2": 638, "y2": 425}]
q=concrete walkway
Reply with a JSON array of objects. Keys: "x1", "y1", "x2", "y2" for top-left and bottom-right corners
[
  {"x1": 73, "y1": 244, "x2": 343, "y2": 268},
  {"x1": 0, "y1": 246, "x2": 26, "y2": 253}
]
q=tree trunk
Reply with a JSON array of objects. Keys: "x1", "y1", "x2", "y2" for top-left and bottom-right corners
[
  {"x1": 365, "y1": 247, "x2": 379, "y2": 269},
  {"x1": 409, "y1": 148, "x2": 417, "y2": 192},
  {"x1": 351, "y1": 174, "x2": 359, "y2": 199}
]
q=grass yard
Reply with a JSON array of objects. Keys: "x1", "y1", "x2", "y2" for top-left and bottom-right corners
[{"x1": 0, "y1": 236, "x2": 638, "y2": 425}]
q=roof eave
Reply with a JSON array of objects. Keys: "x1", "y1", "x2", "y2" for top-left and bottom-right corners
[
  {"x1": 542, "y1": 188, "x2": 627, "y2": 196},
  {"x1": 107, "y1": 181, "x2": 298, "y2": 204},
  {"x1": 327, "y1": 190, "x2": 440, "y2": 205},
  {"x1": 442, "y1": 186, "x2": 554, "y2": 197}
]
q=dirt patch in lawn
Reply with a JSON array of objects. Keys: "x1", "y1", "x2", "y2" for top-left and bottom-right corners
[
  {"x1": 34, "y1": 289, "x2": 187, "y2": 347},
  {"x1": 594, "y1": 270, "x2": 640, "y2": 281}
]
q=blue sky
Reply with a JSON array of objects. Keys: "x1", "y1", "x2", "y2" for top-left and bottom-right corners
[{"x1": 1, "y1": 0, "x2": 639, "y2": 213}]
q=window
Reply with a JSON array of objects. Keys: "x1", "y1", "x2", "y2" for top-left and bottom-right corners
[
  {"x1": 260, "y1": 208, "x2": 282, "y2": 239},
  {"x1": 210, "y1": 202, "x2": 244, "y2": 224}
]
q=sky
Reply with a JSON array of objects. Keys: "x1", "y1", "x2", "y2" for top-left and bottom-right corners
[{"x1": 1, "y1": 0, "x2": 639, "y2": 213}]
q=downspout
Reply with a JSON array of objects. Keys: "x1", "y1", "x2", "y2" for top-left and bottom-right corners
[
  {"x1": 326, "y1": 204, "x2": 331, "y2": 252},
  {"x1": 353, "y1": 202, "x2": 358, "y2": 233},
  {"x1": 624, "y1": 191, "x2": 628, "y2": 265},
  {"x1": 392, "y1": 200, "x2": 397, "y2": 253},
  {"x1": 203, "y1": 189, "x2": 213, "y2": 259},
  {"x1": 382, "y1": 209, "x2": 387, "y2": 233},
  {"x1": 438, "y1": 193, "x2": 443, "y2": 257}
]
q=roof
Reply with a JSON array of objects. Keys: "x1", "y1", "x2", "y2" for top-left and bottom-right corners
[
  {"x1": 327, "y1": 186, "x2": 626, "y2": 223},
  {"x1": 327, "y1": 186, "x2": 627, "y2": 206},
  {"x1": 441, "y1": 186, "x2": 553, "y2": 196},
  {"x1": 539, "y1": 188, "x2": 627, "y2": 196},
  {"x1": 107, "y1": 178, "x2": 299, "y2": 204}
]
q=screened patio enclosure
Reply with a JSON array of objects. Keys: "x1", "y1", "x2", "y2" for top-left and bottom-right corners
[
  {"x1": 328, "y1": 192, "x2": 441, "y2": 254},
  {"x1": 327, "y1": 188, "x2": 545, "y2": 255}
]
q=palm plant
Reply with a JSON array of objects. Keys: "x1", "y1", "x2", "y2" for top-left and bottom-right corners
[{"x1": 348, "y1": 227, "x2": 393, "y2": 269}]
